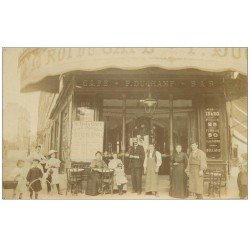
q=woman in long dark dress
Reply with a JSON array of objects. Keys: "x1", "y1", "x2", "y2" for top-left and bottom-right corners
[
  {"x1": 169, "y1": 145, "x2": 188, "y2": 198},
  {"x1": 85, "y1": 151, "x2": 108, "y2": 196}
]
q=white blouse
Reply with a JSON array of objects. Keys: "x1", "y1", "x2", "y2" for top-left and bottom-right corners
[{"x1": 143, "y1": 151, "x2": 162, "y2": 168}]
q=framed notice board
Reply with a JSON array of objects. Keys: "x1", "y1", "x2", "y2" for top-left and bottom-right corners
[{"x1": 70, "y1": 121, "x2": 104, "y2": 162}]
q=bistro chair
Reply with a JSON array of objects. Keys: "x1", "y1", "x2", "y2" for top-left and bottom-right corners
[
  {"x1": 72, "y1": 162, "x2": 91, "y2": 188},
  {"x1": 205, "y1": 169, "x2": 223, "y2": 198},
  {"x1": 65, "y1": 167, "x2": 83, "y2": 195},
  {"x1": 71, "y1": 162, "x2": 91, "y2": 194},
  {"x1": 99, "y1": 169, "x2": 114, "y2": 195}
]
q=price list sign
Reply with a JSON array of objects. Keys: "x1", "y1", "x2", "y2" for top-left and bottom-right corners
[
  {"x1": 205, "y1": 108, "x2": 221, "y2": 159},
  {"x1": 71, "y1": 121, "x2": 104, "y2": 162}
]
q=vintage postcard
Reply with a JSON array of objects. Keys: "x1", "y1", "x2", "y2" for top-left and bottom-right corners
[{"x1": 2, "y1": 47, "x2": 248, "y2": 200}]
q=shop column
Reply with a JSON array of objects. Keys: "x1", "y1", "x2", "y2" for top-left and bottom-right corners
[
  {"x1": 122, "y1": 94, "x2": 126, "y2": 162},
  {"x1": 169, "y1": 94, "x2": 174, "y2": 156}
]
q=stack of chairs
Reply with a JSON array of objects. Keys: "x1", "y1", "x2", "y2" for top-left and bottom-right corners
[
  {"x1": 204, "y1": 169, "x2": 225, "y2": 198},
  {"x1": 66, "y1": 162, "x2": 90, "y2": 195}
]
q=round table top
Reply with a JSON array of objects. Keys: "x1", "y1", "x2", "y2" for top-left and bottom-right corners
[{"x1": 92, "y1": 168, "x2": 114, "y2": 173}]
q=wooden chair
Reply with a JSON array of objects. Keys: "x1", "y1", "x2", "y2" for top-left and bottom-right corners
[
  {"x1": 65, "y1": 167, "x2": 83, "y2": 195},
  {"x1": 207, "y1": 170, "x2": 223, "y2": 198}
]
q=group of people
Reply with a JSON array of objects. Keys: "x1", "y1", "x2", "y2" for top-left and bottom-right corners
[
  {"x1": 8, "y1": 140, "x2": 247, "y2": 199},
  {"x1": 125, "y1": 137, "x2": 208, "y2": 199},
  {"x1": 9, "y1": 145, "x2": 62, "y2": 199},
  {"x1": 170, "y1": 142, "x2": 207, "y2": 199},
  {"x1": 85, "y1": 151, "x2": 128, "y2": 195},
  {"x1": 85, "y1": 137, "x2": 209, "y2": 199}
]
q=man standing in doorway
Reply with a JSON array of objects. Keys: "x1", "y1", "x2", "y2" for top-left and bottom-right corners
[
  {"x1": 129, "y1": 138, "x2": 145, "y2": 195},
  {"x1": 185, "y1": 142, "x2": 207, "y2": 199}
]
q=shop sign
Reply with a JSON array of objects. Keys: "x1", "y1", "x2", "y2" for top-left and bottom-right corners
[
  {"x1": 71, "y1": 121, "x2": 104, "y2": 162},
  {"x1": 18, "y1": 48, "x2": 247, "y2": 92},
  {"x1": 205, "y1": 108, "x2": 221, "y2": 159}
]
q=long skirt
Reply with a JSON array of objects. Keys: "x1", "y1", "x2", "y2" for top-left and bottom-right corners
[
  {"x1": 85, "y1": 171, "x2": 99, "y2": 196},
  {"x1": 145, "y1": 159, "x2": 158, "y2": 192},
  {"x1": 170, "y1": 164, "x2": 188, "y2": 198}
]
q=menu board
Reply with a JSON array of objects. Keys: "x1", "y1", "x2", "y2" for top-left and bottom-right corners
[
  {"x1": 70, "y1": 121, "x2": 104, "y2": 162},
  {"x1": 205, "y1": 108, "x2": 221, "y2": 159}
]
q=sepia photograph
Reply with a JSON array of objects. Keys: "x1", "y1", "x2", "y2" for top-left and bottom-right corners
[
  {"x1": 2, "y1": 47, "x2": 248, "y2": 200},
  {"x1": 1, "y1": 2, "x2": 250, "y2": 250}
]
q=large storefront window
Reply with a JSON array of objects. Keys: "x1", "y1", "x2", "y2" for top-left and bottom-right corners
[
  {"x1": 75, "y1": 97, "x2": 95, "y2": 121},
  {"x1": 102, "y1": 98, "x2": 193, "y2": 153}
]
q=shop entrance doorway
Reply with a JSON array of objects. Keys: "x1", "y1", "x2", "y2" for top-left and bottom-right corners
[{"x1": 103, "y1": 98, "x2": 196, "y2": 175}]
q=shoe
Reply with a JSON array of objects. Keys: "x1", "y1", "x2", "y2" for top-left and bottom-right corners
[{"x1": 137, "y1": 192, "x2": 141, "y2": 195}]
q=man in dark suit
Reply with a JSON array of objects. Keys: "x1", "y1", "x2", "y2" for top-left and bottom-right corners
[{"x1": 129, "y1": 138, "x2": 145, "y2": 195}]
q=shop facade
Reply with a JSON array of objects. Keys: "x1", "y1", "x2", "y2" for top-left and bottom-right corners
[
  {"x1": 44, "y1": 68, "x2": 246, "y2": 174},
  {"x1": 18, "y1": 48, "x2": 247, "y2": 174}
]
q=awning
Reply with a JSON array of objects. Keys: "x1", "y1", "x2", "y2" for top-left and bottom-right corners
[
  {"x1": 18, "y1": 48, "x2": 247, "y2": 93},
  {"x1": 229, "y1": 97, "x2": 247, "y2": 142}
]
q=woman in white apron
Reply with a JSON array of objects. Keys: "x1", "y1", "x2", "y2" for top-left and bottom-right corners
[
  {"x1": 143, "y1": 144, "x2": 162, "y2": 197},
  {"x1": 45, "y1": 150, "x2": 62, "y2": 195}
]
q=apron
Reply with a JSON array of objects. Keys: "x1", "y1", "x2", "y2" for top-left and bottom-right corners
[
  {"x1": 145, "y1": 152, "x2": 158, "y2": 192},
  {"x1": 189, "y1": 152, "x2": 203, "y2": 194}
]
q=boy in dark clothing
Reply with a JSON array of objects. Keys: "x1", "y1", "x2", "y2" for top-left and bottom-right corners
[{"x1": 26, "y1": 158, "x2": 43, "y2": 199}]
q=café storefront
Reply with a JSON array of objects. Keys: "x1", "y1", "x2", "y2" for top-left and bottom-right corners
[{"x1": 18, "y1": 48, "x2": 247, "y2": 175}]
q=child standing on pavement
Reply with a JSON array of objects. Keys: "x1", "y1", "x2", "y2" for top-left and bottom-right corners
[
  {"x1": 109, "y1": 153, "x2": 127, "y2": 195},
  {"x1": 26, "y1": 158, "x2": 43, "y2": 199},
  {"x1": 10, "y1": 160, "x2": 27, "y2": 199},
  {"x1": 45, "y1": 150, "x2": 62, "y2": 195}
]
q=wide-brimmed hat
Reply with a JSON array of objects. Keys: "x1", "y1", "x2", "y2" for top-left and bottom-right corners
[{"x1": 47, "y1": 150, "x2": 57, "y2": 156}]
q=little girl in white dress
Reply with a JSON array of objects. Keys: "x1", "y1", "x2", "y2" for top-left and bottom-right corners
[{"x1": 108, "y1": 153, "x2": 127, "y2": 195}]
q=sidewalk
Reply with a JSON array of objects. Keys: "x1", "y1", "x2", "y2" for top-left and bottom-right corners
[{"x1": 2, "y1": 173, "x2": 242, "y2": 200}]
